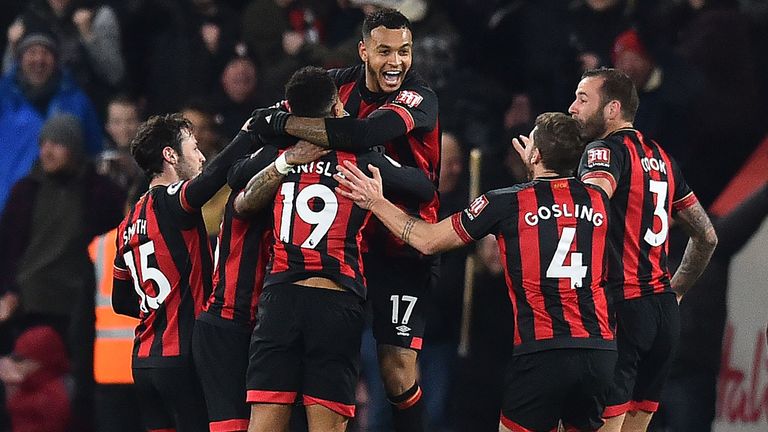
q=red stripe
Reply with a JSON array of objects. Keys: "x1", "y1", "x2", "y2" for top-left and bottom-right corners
[
  {"x1": 328, "y1": 153, "x2": 357, "y2": 280},
  {"x1": 250, "y1": 230, "x2": 272, "y2": 323},
  {"x1": 450, "y1": 213, "x2": 474, "y2": 244},
  {"x1": 673, "y1": 192, "x2": 698, "y2": 212},
  {"x1": 409, "y1": 337, "x2": 423, "y2": 350},
  {"x1": 182, "y1": 227, "x2": 207, "y2": 317},
  {"x1": 358, "y1": 99, "x2": 378, "y2": 118},
  {"x1": 499, "y1": 414, "x2": 537, "y2": 432},
  {"x1": 623, "y1": 138, "x2": 644, "y2": 299},
  {"x1": 113, "y1": 266, "x2": 130, "y2": 280},
  {"x1": 271, "y1": 174, "x2": 289, "y2": 273},
  {"x1": 209, "y1": 418, "x2": 249, "y2": 432},
  {"x1": 246, "y1": 390, "x2": 297, "y2": 404},
  {"x1": 338, "y1": 82, "x2": 356, "y2": 105},
  {"x1": 303, "y1": 395, "x2": 356, "y2": 417},
  {"x1": 551, "y1": 181, "x2": 589, "y2": 338},
  {"x1": 518, "y1": 188, "x2": 552, "y2": 340},
  {"x1": 180, "y1": 181, "x2": 194, "y2": 213},
  {"x1": 603, "y1": 401, "x2": 632, "y2": 418},
  {"x1": 630, "y1": 399, "x2": 660, "y2": 413},
  {"x1": 392, "y1": 386, "x2": 422, "y2": 410},
  {"x1": 295, "y1": 171, "x2": 322, "y2": 272},
  {"x1": 497, "y1": 235, "x2": 521, "y2": 345},
  {"x1": 222, "y1": 217, "x2": 248, "y2": 320},
  {"x1": 587, "y1": 188, "x2": 613, "y2": 340},
  {"x1": 581, "y1": 170, "x2": 617, "y2": 193},
  {"x1": 380, "y1": 104, "x2": 415, "y2": 132}
]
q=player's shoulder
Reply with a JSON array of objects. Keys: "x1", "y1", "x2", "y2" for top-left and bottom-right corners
[
  {"x1": 328, "y1": 65, "x2": 363, "y2": 86},
  {"x1": 488, "y1": 182, "x2": 535, "y2": 200}
]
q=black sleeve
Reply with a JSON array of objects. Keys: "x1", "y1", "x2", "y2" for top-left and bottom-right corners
[
  {"x1": 325, "y1": 84, "x2": 438, "y2": 151},
  {"x1": 227, "y1": 145, "x2": 280, "y2": 190},
  {"x1": 361, "y1": 151, "x2": 436, "y2": 203},
  {"x1": 456, "y1": 188, "x2": 516, "y2": 241},
  {"x1": 111, "y1": 245, "x2": 140, "y2": 318},
  {"x1": 182, "y1": 131, "x2": 255, "y2": 209},
  {"x1": 578, "y1": 140, "x2": 624, "y2": 191}
]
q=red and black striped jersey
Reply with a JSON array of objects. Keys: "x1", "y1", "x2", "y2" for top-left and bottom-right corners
[
  {"x1": 267, "y1": 148, "x2": 435, "y2": 298},
  {"x1": 113, "y1": 182, "x2": 213, "y2": 367},
  {"x1": 451, "y1": 177, "x2": 615, "y2": 355},
  {"x1": 198, "y1": 148, "x2": 280, "y2": 329},
  {"x1": 329, "y1": 65, "x2": 440, "y2": 258},
  {"x1": 578, "y1": 128, "x2": 699, "y2": 302}
]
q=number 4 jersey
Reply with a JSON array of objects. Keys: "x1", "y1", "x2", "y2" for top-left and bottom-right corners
[
  {"x1": 113, "y1": 182, "x2": 213, "y2": 367},
  {"x1": 578, "y1": 128, "x2": 699, "y2": 302},
  {"x1": 267, "y1": 148, "x2": 435, "y2": 299},
  {"x1": 451, "y1": 177, "x2": 614, "y2": 355}
]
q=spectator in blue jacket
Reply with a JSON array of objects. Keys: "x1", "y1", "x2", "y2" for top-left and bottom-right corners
[{"x1": 0, "y1": 28, "x2": 103, "y2": 213}]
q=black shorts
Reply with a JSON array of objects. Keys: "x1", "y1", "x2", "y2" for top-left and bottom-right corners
[
  {"x1": 132, "y1": 365, "x2": 208, "y2": 432},
  {"x1": 192, "y1": 316, "x2": 252, "y2": 431},
  {"x1": 246, "y1": 284, "x2": 364, "y2": 418},
  {"x1": 501, "y1": 349, "x2": 616, "y2": 432},
  {"x1": 604, "y1": 293, "x2": 680, "y2": 417},
  {"x1": 366, "y1": 255, "x2": 439, "y2": 350}
]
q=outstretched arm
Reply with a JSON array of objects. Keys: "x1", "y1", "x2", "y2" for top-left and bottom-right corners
[
  {"x1": 234, "y1": 141, "x2": 329, "y2": 216},
  {"x1": 335, "y1": 160, "x2": 463, "y2": 255},
  {"x1": 671, "y1": 201, "x2": 718, "y2": 297}
]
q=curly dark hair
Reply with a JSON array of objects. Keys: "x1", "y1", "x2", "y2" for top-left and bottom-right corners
[
  {"x1": 130, "y1": 113, "x2": 192, "y2": 179},
  {"x1": 532, "y1": 112, "x2": 586, "y2": 176}
]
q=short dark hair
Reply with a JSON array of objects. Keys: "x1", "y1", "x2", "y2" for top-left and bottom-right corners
[
  {"x1": 130, "y1": 113, "x2": 192, "y2": 178},
  {"x1": 284, "y1": 66, "x2": 338, "y2": 118},
  {"x1": 532, "y1": 112, "x2": 585, "y2": 176},
  {"x1": 582, "y1": 68, "x2": 639, "y2": 122},
  {"x1": 362, "y1": 8, "x2": 412, "y2": 40}
]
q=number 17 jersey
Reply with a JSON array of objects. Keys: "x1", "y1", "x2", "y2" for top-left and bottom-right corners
[{"x1": 578, "y1": 128, "x2": 699, "y2": 302}]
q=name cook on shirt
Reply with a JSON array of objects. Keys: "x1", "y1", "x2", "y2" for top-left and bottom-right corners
[{"x1": 524, "y1": 203, "x2": 605, "y2": 227}]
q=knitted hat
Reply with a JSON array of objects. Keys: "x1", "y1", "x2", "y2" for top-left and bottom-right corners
[
  {"x1": 13, "y1": 326, "x2": 69, "y2": 374},
  {"x1": 611, "y1": 29, "x2": 651, "y2": 66},
  {"x1": 16, "y1": 29, "x2": 59, "y2": 58},
  {"x1": 39, "y1": 113, "x2": 84, "y2": 154}
]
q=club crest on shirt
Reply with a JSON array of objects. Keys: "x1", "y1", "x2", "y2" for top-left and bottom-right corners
[
  {"x1": 393, "y1": 90, "x2": 423, "y2": 108},
  {"x1": 587, "y1": 148, "x2": 611, "y2": 168},
  {"x1": 465, "y1": 195, "x2": 489, "y2": 220}
]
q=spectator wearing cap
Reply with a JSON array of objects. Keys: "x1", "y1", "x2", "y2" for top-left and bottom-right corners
[
  {"x1": 0, "y1": 29, "x2": 104, "y2": 213},
  {"x1": 0, "y1": 325, "x2": 72, "y2": 432},
  {"x1": 0, "y1": 113, "x2": 124, "y2": 431},
  {"x1": 611, "y1": 28, "x2": 704, "y2": 174}
]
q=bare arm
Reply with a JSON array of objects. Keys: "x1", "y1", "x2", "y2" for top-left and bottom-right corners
[
  {"x1": 670, "y1": 201, "x2": 718, "y2": 297},
  {"x1": 284, "y1": 117, "x2": 330, "y2": 147},
  {"x1": 335, "y1": 160, "x2": 465, "y2": 255},
  {"x1": 234, "y1": 141, "x2": 329, "y2": 216}
]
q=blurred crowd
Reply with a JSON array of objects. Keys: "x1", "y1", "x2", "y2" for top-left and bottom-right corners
[{"x1": 0, "y1": 0, "x2": 766, "y2": 431}]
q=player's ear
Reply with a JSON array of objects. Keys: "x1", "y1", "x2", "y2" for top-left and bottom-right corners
[
  {"x1": 358, "y1": 40, "x2": 367, "y2": 62},
  {"x1": 162, "y1": 146, "x2": 177, "y2": 164}
]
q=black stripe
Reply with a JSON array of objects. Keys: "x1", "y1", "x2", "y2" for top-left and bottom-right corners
[
  {"x1": 632, "y1": 135, "x2": 655, "y2": 297},
  {"x1": 570, "y1": 181, "x2": 603, "y2": 338},
  {"x1": 533, "y1": 182, "x2": 568, "y2": 337},
  {"x1": 509, "y1": 193, "x2": 536, "y2": 343}
]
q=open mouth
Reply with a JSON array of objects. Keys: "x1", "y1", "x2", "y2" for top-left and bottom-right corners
[{"x1": 382, "y1": 71, "x2": 402, "y2": 86}]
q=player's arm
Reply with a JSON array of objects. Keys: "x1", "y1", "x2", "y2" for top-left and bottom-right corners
[
  {"x1": 335, "y1": 160, "x2": 465, "y2": 255},
  {"x1": 670, "y1": 200, "x2": 718, "y2": 297},
  {"x1": 365, "y1": 150, "x2": 435, "y2": 202},
  {"x1": 111, "y1": 253, "x2": 140, "y2": 318},
  {"x1": 234, "y1": 141, "x2": 329, "y2": 216},
  {"x1": 181, "y1": 119, "x2": 258, "y2": 210},
  {"x1": 576, "y1": 140, "x2": 622, "y2": 198},
  {"x1": 255, "y1": 87, "x2": 438, "y2": 151}
]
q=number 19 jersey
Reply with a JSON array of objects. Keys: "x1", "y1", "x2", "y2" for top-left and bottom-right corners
[{"x1": 578, "y1": 128, "x2": 699, "y2": 302}]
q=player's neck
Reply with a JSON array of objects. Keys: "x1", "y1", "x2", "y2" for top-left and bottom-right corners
[
  {"x1": 149, "y1": 170, "x2": 180, "y2": 188},
  {"x1": 532, "y1": 165, "x2": 561, "y2": 179},
  {"x1": 601, "y1": 121, "x2": 634, "y2": 138}
]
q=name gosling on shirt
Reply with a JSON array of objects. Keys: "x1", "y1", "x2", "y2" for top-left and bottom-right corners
[{"x1": 524, "y1": 203, "x2": 605, "y2": 227}]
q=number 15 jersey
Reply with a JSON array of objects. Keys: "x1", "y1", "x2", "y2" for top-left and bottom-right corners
[
  {"x1": 266, "y1": 149, "x2": 435, "y2": 299},
  {"x1": 578, "y1": 128, "x2": 699, "y2": 302}
]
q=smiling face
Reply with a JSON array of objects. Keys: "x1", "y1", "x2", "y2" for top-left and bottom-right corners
[
  {"x1": 359, "y1": 26, "x2": 413, "y2": 94},
  {"x1": 568, "y1": 76, "x2": 609, "y2": 141},
  {"x1": 20, "y1": 44, "x2": 56, "y2": 88}
]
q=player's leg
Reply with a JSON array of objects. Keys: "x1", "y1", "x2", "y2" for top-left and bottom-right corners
[
  {"x1": 149, "y1": 364, "x2": 209, "y2": 432},
  {"x1": 598, "y1": 415, "x2": 626, "y2": 432},
  {"x1": 245, "y1": 285, "x2": 302, "y2": 432},
  {"x1": 301, "y1": 286, "x2": 364, "y2": 432},
  {"x1": 191, "y1": 317, "x2": 252, "y2": 431},
  {"x1": 368, "y1": 256, "x2": 437, "y2": 432},
  {"x1": 562, "y1": 350, "x2": 617, "y2": 432},
  {"x1": 621, "y1": 293, "x2": 680, "y2": 432},
  {"x1": 131, "y1": 367, "x2": 176, "y2": 432},
  {"x1": 247, "y1": 404, "x2": 291, "y2": 432},
  {"x1": 306, "y1": 404, "x2": 349, "y2": 432}
]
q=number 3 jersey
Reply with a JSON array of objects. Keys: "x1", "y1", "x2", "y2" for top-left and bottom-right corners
[
  {"x1": 266, "y1": 149, "x2": 435, "y2": 299},
  {"x1": 113, "y1": 182, "x2": 213, "y2": 367},
  {"x1": 451, "y1": 177, "x2": 614, "y2": 355},
  {"x1": 577, "y1": 128, "x2": 699, "y2": 302}
]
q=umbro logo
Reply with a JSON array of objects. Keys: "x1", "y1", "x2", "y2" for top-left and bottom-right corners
[
  {"x1": 265, "y1": 114, "x2": 272, "y2": 123},
  {"x1": 396, "y1": 325, "x2": 411, "y2": 336}
]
